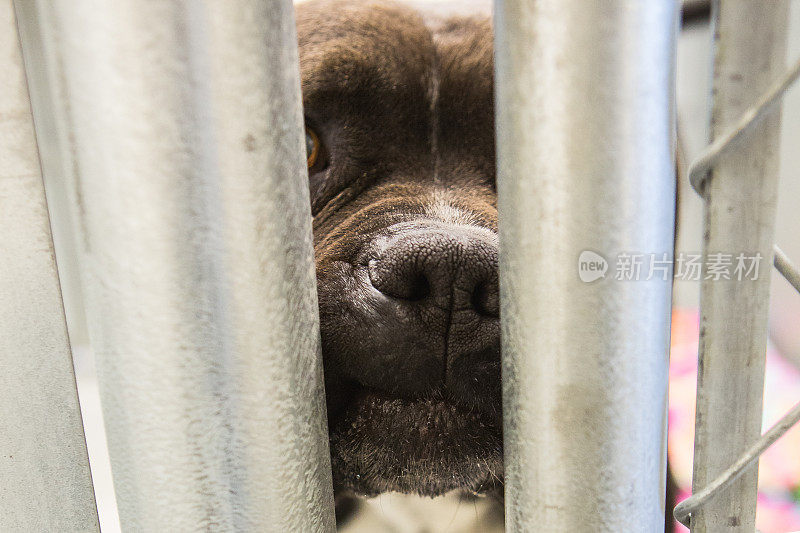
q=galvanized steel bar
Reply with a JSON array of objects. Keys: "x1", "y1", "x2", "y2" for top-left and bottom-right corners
[
  {"x1": 42, "y1": 0, "x2": 335, "y2": 530},
  {"x1": 689, "y1": 1, "x2": 789, "y2": 531},
  {"x1": 0, "y1": 1, "x2": 99, "y2": 530},
  {"x1": 494, "y1": 1, "x2": 677, "y2": 531}
]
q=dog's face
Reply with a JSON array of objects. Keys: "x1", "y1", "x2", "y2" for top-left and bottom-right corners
[{"x1": 297, "y1": 0, "x2": 501, "y2": 499}]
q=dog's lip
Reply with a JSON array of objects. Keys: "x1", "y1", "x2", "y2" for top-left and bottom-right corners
[
  {"x1": 352, "y1": 383, "x2": 440, "y2": 403},
  {"x1": 327, "y1": 382, "x2": 504, "y2": 497},
  {"x1": 328, "y1": 381, "x2": 503, "y2": 451},
  {"x1": 333, "y1": 383, "x2": 495, "y2": 423}
]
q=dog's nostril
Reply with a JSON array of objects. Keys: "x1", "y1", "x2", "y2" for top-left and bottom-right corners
[
  {"x1": 406, "y1": 274, "x2": 431, "y2": 301},
  {"x1": 471, "y1": 280, "x2": 500, "y2": 318},
  {"x1": 368, "y1": 259, "x2": 431, "y2": 301}
]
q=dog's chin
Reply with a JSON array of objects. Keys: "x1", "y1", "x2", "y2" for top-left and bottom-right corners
[{"x1": 328, "y1": 388, "x2": 503, "y2": 498}]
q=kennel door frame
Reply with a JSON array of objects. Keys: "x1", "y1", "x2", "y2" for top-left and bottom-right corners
[
  {"x1": 688, "y1": 1, "x2": 788, "y2": 530},
  {"x1": 674, "y1": 1, "x2": 800, "y2": 531}
]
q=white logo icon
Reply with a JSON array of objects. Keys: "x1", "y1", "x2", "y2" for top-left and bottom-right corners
[{"x1": 578, "y1": 250, "x2": 608, "y2": 283}]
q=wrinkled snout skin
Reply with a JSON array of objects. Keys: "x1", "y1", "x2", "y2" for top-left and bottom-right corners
[{"x1": 296, "y1": 0, "x2": 504, "y2": 500}]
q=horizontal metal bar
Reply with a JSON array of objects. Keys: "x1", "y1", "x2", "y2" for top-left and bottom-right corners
[
  {"x1": 674, "y1": 398, "x2": 800, "y2": 527},
  {"x1": 0, "y1": 0, "x2": 99, "y2": 529},
  {"x1": 494, "y1": 0, "x2": 677, "y2": 530},
  {"x1": 40, "y1": 0, "x2": 335, "y2": 530}
]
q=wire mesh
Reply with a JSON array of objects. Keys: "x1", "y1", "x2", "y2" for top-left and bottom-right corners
[{"x1": 674, "y1": 50, "x2": 800, "y2": 530}]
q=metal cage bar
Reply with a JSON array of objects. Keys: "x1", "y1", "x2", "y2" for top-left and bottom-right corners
[
  {"x1": 0, "y1": 1, "x2": 98, "y2": 529},
  {"x1": 33, "y1": 0, "x2": 335, "y2": 530},
  {"x1": 675, "y1": 246, "x2": 800, "y2": 527},
  {"x1": 494, "y1": 0, "x2": 677, "y2": 530},
  {"x1": 688, "y1": 1, "x2": 789, "y2": 531}
]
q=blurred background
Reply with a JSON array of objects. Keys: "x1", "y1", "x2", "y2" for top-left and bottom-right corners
[{"x1": 15, "y1": 0, "x2": 800, "y2": 531}]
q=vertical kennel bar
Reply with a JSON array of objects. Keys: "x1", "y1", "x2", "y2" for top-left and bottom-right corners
[
  {"x1": 689, "y1": 2, "x2": 788, "y2": 531},
  {"x1": 495, "y1": 1, "x2": 677, "y2": 531},
  {"x1": 43, "y1": 0, "x2": 335, "y2": 530},
  {"x1": 0, "y1": 1, "x2": 99, "y2": 530}
]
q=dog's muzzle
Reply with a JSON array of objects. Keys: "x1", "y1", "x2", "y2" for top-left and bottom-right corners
[{"x1": 345, "y1": 220, "x2": 501, "y2": 399}]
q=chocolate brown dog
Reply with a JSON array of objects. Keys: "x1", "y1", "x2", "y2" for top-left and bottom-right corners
[
  {"x1": 297, "y1": 0, "x2": 676, "y2": 529},
  {"x1": 298, "y1": 0, "x2": 500, "y2": 504}
]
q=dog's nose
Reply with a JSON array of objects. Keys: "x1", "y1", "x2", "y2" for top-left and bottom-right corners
[
  {"x1": 321, "y1": 222, "x2": 501, "y2": 401},
  {"x1": 368, "y1": 225, "x2": 500, "y2": 318},
  {"x1": 350, "y1": 223, "x2": 500, "y2": 397}
]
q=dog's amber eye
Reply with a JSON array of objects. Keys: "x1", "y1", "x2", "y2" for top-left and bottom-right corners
[{"x1": 305, "y1": 127, "x2": 320, "y2": 169}]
